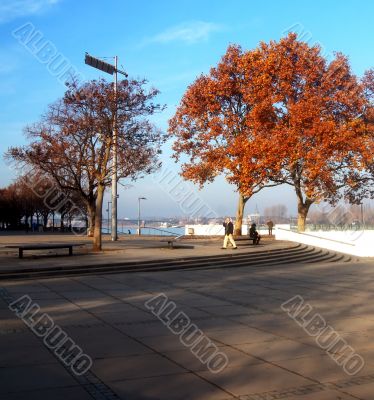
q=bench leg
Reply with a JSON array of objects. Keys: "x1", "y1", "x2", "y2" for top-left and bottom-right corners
[
  {"x1": 68, "y1": 247, "x2": 73, "y2": 256},
  {"x1": 19, "y1": 249, "x2": 23, "y2": 259}
]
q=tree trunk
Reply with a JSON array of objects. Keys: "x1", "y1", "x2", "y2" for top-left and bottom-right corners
[
  {"x1": 292, "y1": 174, "x2": 314, "y2": 233},
  {"x1": 43, "y1": 213, "x2": 48, "y2": 229},
  {"x1": 234, "y1": 192, "x2": 248, "y2": 236},
  {"x1": 87, "y1": 202, "x2": 96, "y2": 237},
  {"x1": 92, "y1": 185, "x2": 104, "y2": 251},
  {"x1": 297, "y1": 198, "x2": 313, "y2": 232},
  {"x1": 60, "y1": 212, "x2": 65, "y2": 229}
]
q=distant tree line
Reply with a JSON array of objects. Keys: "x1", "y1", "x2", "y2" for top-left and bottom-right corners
[
  {"x1": 263, "y1": 203, "x2": 374, "y2": 227},
  {"x1": 0, "y1": 175, "x2": 86, "y2": 231},
  {"x1": 308, "y1": 204, "x2": 374, "y2": 227},
  {"x1": 263, "y1": 204, "x2": 288, "y2": 223}
]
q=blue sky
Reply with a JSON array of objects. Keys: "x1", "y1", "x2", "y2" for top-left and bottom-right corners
[{"x1": 0, "y1": 0, "x2": 373, "y2": 219}]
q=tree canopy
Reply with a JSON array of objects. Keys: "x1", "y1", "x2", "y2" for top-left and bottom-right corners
[
  {"x1": 8, "y1": 78, "x2": 166, "y2": 249},
  {"x1": 169, "y1": 34, "x2": 373, "y2": 231}
]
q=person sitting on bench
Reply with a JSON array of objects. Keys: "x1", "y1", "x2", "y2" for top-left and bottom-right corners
[{"x1": 249, "y1": 223, "x2": 261, "y2": 245}]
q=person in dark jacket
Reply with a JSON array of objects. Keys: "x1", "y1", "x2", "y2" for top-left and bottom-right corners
[
  {"x1": 222, "y1": 217, "x2": 237, "y2": 249},
  {"x1": 249, "y1": 223, "x2": 261, "y2": 245}
]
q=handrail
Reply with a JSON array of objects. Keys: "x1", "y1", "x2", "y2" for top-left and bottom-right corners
[
  {"x1": 141, "y1": 226, "x2": 181, "y2": 236},
  {"x1": 276, "y1": 227, "x2": 357, "y2": 246},
  {"x1": 102, "y1": 226, "x2": 182, "y2": 236}
]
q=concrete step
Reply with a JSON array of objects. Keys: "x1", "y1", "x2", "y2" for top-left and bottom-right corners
[
  {"x1": 0, "y1": 244, "x2": 355, "y2": 280},
  {"x1": 0, "y1": 243, "x2": 306, "y2": 275}
]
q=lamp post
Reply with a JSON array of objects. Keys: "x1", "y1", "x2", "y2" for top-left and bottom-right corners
[
  {"x1": 84, "y1": 53, "x2": 127, "y2": 242},
  {"x1": 361, "y1": 203, "x2": 364, "y2": 227},
  {"x1": 106, "y1": 201, "x2": 112, "y2": 235},
  {"x1": 138, "y1": 197, "x2": 146, "y2": 235}
]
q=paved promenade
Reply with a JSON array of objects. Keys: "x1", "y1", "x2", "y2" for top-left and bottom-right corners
[{"x1": 0, "y1": 233, "x2": 374, "y2": 399}]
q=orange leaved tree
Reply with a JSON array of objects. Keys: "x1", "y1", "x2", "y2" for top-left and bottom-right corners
[
  {"x1": 169, "y1": 45, "x2": 280, "y2": 235},
  {"x1": 232, "y1": 34, "x2": 373, "y2": 231},
  {"x1": 170, "y1": 34, "x2": 373, "y2": 233}
]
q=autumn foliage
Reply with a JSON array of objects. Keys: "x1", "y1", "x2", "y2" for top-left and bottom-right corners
[
  {"x1": 8, "y1": 78, "x2": 165, "y2": 250},
  {"x1": 169, "y1": 34, "x2": 373, "y2": 232},
  {"x1": 169, "y1": 44, "x2": 280, "y2": 234}
]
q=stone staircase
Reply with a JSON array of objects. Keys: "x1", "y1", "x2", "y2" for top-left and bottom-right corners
[{"x1": 0, "y1": 243, "x2": 354, "y2": 280}]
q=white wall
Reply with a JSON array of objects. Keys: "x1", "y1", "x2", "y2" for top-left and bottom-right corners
[
  {"x1": 185, "y1": 224, "x2": 268, "y2": 236},
  {"x1": 185, "y1": 224, "x2": 224, "y2": 236},
  {"x1": 275, "y1": 226, "x2": 374, "y2": 257}
]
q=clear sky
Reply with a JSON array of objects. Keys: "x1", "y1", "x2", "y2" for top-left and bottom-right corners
[{"x1": 0, "y1": 0, "x2": 373, "y2": 219}]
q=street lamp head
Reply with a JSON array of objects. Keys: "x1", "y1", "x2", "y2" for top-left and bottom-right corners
[
  {"x1": 85, "y1": 53, "x2": 115, "y2": 75},
  {"x1": 85, "y1": 53, "x2": 128, "y2": 77},
  {"x1": 138, "y1": 197, "x2": 147, "y2": 200}
]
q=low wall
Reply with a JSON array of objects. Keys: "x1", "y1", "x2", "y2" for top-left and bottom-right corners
[
  {"x1": 275, "y1": 226, "x2": 374, "y2": 257},
  {"x1": 185, "y1": 224, "x2": 268, "y2": 236},
  {"x1": 185, "y1": 224, "x2": 224, "y2": 236}
]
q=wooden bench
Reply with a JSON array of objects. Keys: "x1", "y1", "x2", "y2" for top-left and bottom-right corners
[
  {"x1": 5, "y1": 243, "x2": 88, "y2": 259},
  {"x1": 160, "y1": 234, "x2": 184, "y2": 249},
  {"x1": 248, "y1": 234, "x2": 261, "y2": 245}
]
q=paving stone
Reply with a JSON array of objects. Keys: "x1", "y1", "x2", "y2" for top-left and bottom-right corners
[
  {"x1": 0, "y1": 364, "x2": 77, "y2": 393},
  {"x1": 107, "y1": 372, "x2": 234, "y2": 400},
  {"x1": 139, "y1": 333, "x2": 196, "y2": 353},
  {"x1": 234, "y1": 338, "x2": 325, "y2": 362},
  {"x1": 0, "y1": 339, "x2": 57, "y2": 367},
  {"x1": 0, "y1": 386, "x2": 94, "y2": 400},
  {"x1": 163, "y1": 346, "x2": 263, "y2": 372},
  {"x1": 206, "y1": 326, "x2": 281, "y2": 345},
  {"x1": 342, "y1": 381, "x2": 374, "y2": 399},
  {"x1": 63, "y1": 326, "x2": 152, "y2": 358},
  {"x1": 197, "y1": 363, "x2": 314, "y2": 396},
  {"x1": 92, "y1": 353, "x2": 186, "y2": 381}
]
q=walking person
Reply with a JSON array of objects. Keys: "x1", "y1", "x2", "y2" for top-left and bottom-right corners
[
  {"x1": 266, "y1": 220, "x2": 274, "y2": 236},
  {"x1": 222, "y1": 217, "x2": 237, "y2": 249}
]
